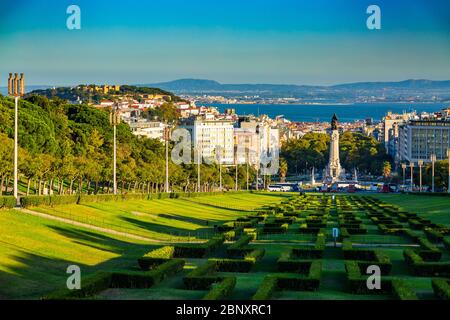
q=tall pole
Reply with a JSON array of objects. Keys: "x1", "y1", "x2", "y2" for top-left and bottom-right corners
[
  {"x1": 113, "y1": 123, "x2": 117, "y2": 194},
  {"x1": 418, "y1": 160, "x2": 423, "y2": 192},
  {"x1": 14, "y1": 96, "x2": 18, "y2": 202},
  {"x1": 431, "y1": 154, "x2": 436, "y2": 193},
  {"x1": 410, "y1": 162, "x2": 414, "y2": 192},
  {"x1": 8, "y1": 73, "x2": 24, "y2": 206},
  {"x1": 235, "y1": 164, "x2": 238, "y2": 191},
  {"x1": 246, "y1": 156, "x2": 249, "y2": 191},
  {"x1": 165, "y1": 123, "x2": 169, "y2": 193},
  {"x1": 110, "y1": 106, "x2": 119, "y2": 195},
  {"x1": 401, "y1": 163, "x2": 406, "y2": 189},
  {"x1": 447, "y1": 149, "x2": 450, "y2": 193},
  {"x1": 197, "y1": 142, "x2": 201, "y2": 192},
  {"x1": 219, "y1": 161, "x2": 222, "y2": 191}
]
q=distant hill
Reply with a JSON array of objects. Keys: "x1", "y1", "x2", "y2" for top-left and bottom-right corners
[
  {"x1": 146, "y1": 78, "x2": 450, "y2": 100},
  {"x1": 0, "y1": 85, "x2": 53, "y2": 96},
  {"x1": 26, "y1": 85, "x2": 185, "y2": 103}
]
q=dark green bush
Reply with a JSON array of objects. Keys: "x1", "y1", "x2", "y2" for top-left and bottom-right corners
[
  {"x1": 42, "y1": 272, "x2": 112, "y2": 299},
  {"x1": 252, "y1": 276, "x2": 278, "y2": 300},
  {"x1": 0, "y1": 196, "x2": 17, "y2": 208},
  {"x1": 392, "y1": 279, "x2": 418, "y2": 300},
  {"x1": 432, "y1": 279, "x2": 450, "y2": 300},
  {"x1": 202, "y1": 277, "x2": 236, "y2": 300}
]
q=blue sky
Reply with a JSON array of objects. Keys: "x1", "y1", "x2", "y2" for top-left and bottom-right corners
[{"x1": 0, "y1": 0, "x2": 449, "y2": 85}]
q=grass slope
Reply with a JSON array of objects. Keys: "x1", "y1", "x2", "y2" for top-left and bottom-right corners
[
  {"x1": 31, "y1": 193, "x2": 290, "y2": 241},
  {"x1": 372, "y1": 194, "x2": 450, "y2": 227}
]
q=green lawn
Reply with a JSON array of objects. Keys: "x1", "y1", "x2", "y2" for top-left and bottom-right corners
[
  {"x1": 0, "y1": 210, "x2": 152, "y2": 299},
  {"x1": 1, "y1": 192, "x2": 448, "y2": 300},
  {"x1": 0, "y1": 192, "x2": 289, "y2": 299},
  {"x1": 372, "y1": 194, "x2": 450, "y2": 226},
  {"x1": 31, "y1": 192, "x2": 291, "y2": 241}
]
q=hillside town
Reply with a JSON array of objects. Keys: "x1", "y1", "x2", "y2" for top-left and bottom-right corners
[{"x1": 71, "y1": 84, "x2": 450, "y2": 175}]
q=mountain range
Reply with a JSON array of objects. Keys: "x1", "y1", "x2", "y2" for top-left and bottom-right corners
[{"x1": 144, "y1": 79, "x2": 450, "y2": 101}]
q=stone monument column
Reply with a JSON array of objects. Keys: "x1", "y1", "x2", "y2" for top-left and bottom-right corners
[{"x1": 325, "y1": 114, "x2": 343, "y2": 182}]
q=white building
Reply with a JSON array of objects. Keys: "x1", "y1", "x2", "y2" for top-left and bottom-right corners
[
  {"x1": 397, "y1": 119, "x2": 450, "y2": 163},
  {"x1": 129, "y1": 121, "x2": 166, "y2": 141},
  {"x1": 180, "y1": 117, "x2": 235, "y2": 164}
]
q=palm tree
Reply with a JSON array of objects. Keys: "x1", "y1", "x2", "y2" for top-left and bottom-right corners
[
  {"x1": 279, "y1": 158, "x2": 288, "y2": 183},
  {"x1": 383, "y1": 161, "x2": 392, "y2": 180}
]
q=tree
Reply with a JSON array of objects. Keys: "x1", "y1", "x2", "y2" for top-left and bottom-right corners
[
  {"x1": 383, "y1": 161, "x2": 392, "y2": 180},
  {"x1": 279, "y1": 158, "x2": 288, "y2": 183}
]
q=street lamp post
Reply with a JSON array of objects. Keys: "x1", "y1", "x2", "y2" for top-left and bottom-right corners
[
  {"x1": 164, "y1": 122, "x2": 170, "y2": 193},
  {"x1": 197, "y1": 141, "x2": 201, "y2": 193},
  {"x1": 431, "y1": 154, "x2": 436, "y2": 193},
  {"x1": 409, "y1": 162, "x2": 414, "y2": 192},
  {"x1": 401, "y1": 163, "x2": 406, "y2": 189},
  {"x1": 246, "y1": 150, "x2": 249, "y2": 191},
  {"x1": 418, "y1": 160, "x2": 423, "y2": 192},
  {"x1": 109, "y1": 105, "x2": 120, "y2": 195},
  {"x1": 235, "y1": 163, "x2": 238, "y2": 191},
  {"x1": 447, "y1": 149, "x2": 450, "y2": 194},
  {"x1": 8, "y1": 73, "x2": 24, "y2": 206}
]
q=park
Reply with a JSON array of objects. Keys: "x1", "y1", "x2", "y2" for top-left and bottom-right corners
[{"x1": 0, "y1": 191, "x2": 448, "y2": 300}]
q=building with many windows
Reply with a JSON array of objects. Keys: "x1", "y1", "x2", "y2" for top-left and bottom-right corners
[
  {"x1": 180, "y1": 116, "x2": 235, "y2": 164},
  {"x1": 397, "y1": 119, "x2": 450, "y2": 163}
]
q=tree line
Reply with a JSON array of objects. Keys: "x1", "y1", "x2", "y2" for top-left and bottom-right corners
[{"x1": 0, "y1": 95, "x2": 256, "y2": 196}]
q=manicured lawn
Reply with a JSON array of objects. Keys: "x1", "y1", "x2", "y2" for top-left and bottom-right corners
[
  {"x1": 0, "y1": 210, "x2": 151, "y2": 299},
  {"x1": 31, "y1": 192, "x2": 291, "y2": 241},
  {"x1": 0, "y1": 192, "x2": 289, "y2": 299},
  {"x1": 1, "y1": 192, "x2": 448, "y2": 300},
  {"x1": 372, "y1": 194, "x2": 450, "y2": 226}
]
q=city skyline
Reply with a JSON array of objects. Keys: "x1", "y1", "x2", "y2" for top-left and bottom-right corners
[{"x1": 0, "y1": 0, "x2": 449, "y2": 86}]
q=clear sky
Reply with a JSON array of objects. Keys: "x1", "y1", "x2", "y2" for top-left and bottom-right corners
[{"x1": 0, "y1": 0, "x2": 449, "y2": 86}]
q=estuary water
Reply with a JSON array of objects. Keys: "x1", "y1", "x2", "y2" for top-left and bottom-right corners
[{"x1": 210, "y1": 102, "x2": 448, "y2": 122}]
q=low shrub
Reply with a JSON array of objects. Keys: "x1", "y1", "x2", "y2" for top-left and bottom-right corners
[
  {"x1": 431, "y1": 279, "x2": 450, "y2": 300},
  {"x1": 252, "y1": 276, "x2": 278, "y2": 300},
  {"x1": 42, "y1": 272, "x2": 112, "y2": 299},
  {"x1": 0, "y1": 196, "x2": 17, "y2": 209},
  {"x1": 183, "y1": 261, "x2": 221, "y2": 290},
  {"x1": 175, "y1": 235, "x2": 225, "y2": 258},
  {"x1": 202, "y1": 277, "x2": 236, "y2": 300},
  {"x1": 227, "y1": 234, "x2": 253, "y2": 257},
  {"x1": 138, "y1": 246, "x2": 175, "y2": 270},
  {"x1": 403, "y1": 249, "x2": 450, "y2": 277},
  {"x1": 112, "y1": 259, "x2": 185, "y2": 288},
  {"x1": 391, "y1": 279, "x2": 418, "y2": 300}
]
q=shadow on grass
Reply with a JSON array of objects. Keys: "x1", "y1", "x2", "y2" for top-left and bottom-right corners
[
  {"x1": 0, "y1": 224, "x2": 154, "y2": 299},
  {"x1": 121, "y1": 216, "x2": 215, "y2": 238}
]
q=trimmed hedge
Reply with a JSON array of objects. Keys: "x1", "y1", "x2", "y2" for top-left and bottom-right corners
[
  {"x1": 202, "y1": 277, "x2": 236, "y2": 300},
  {"x1": 391, "y1": 279, "x2": 418, "y2": 300},
  {"x1": 174, "y1": 235, "x2": 225, "y2": 258},
  {"x1": 403, "y1": 249, "x2": 450, "y2": 277},
  {"x1": 183, "y1": 261, "x2": 221, "y2": 290},
  {"x1": 42, "y1": 272, "x2": 112, "y2": 300},
  {"x1": 21, "y1": 191, "x2": 245, "y2": 208},
  {"x1": 0, "y1": 196, "x2": 16, "y2": 209},
  {"x1": 210, "y1": 249, "x2": 265, "y2": 273},
  {"x1": 138, "y1": 246, "x2": 175, "y2": 270},
  {"x1": 111, "y1": 259, "x2": 185, "y2": 288},
  {"x1": 227, "y1": 234, "x2": 253, "y2": 258},
  {"x1": 431, "y1": 279, "x2": 450, "y2": 300},
  {"x1": 42, "y1": 259, "x2": 185, "y2": 299},
  {"x1": 252, "y1": 276, "x2": 278, "y2": 300}
]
